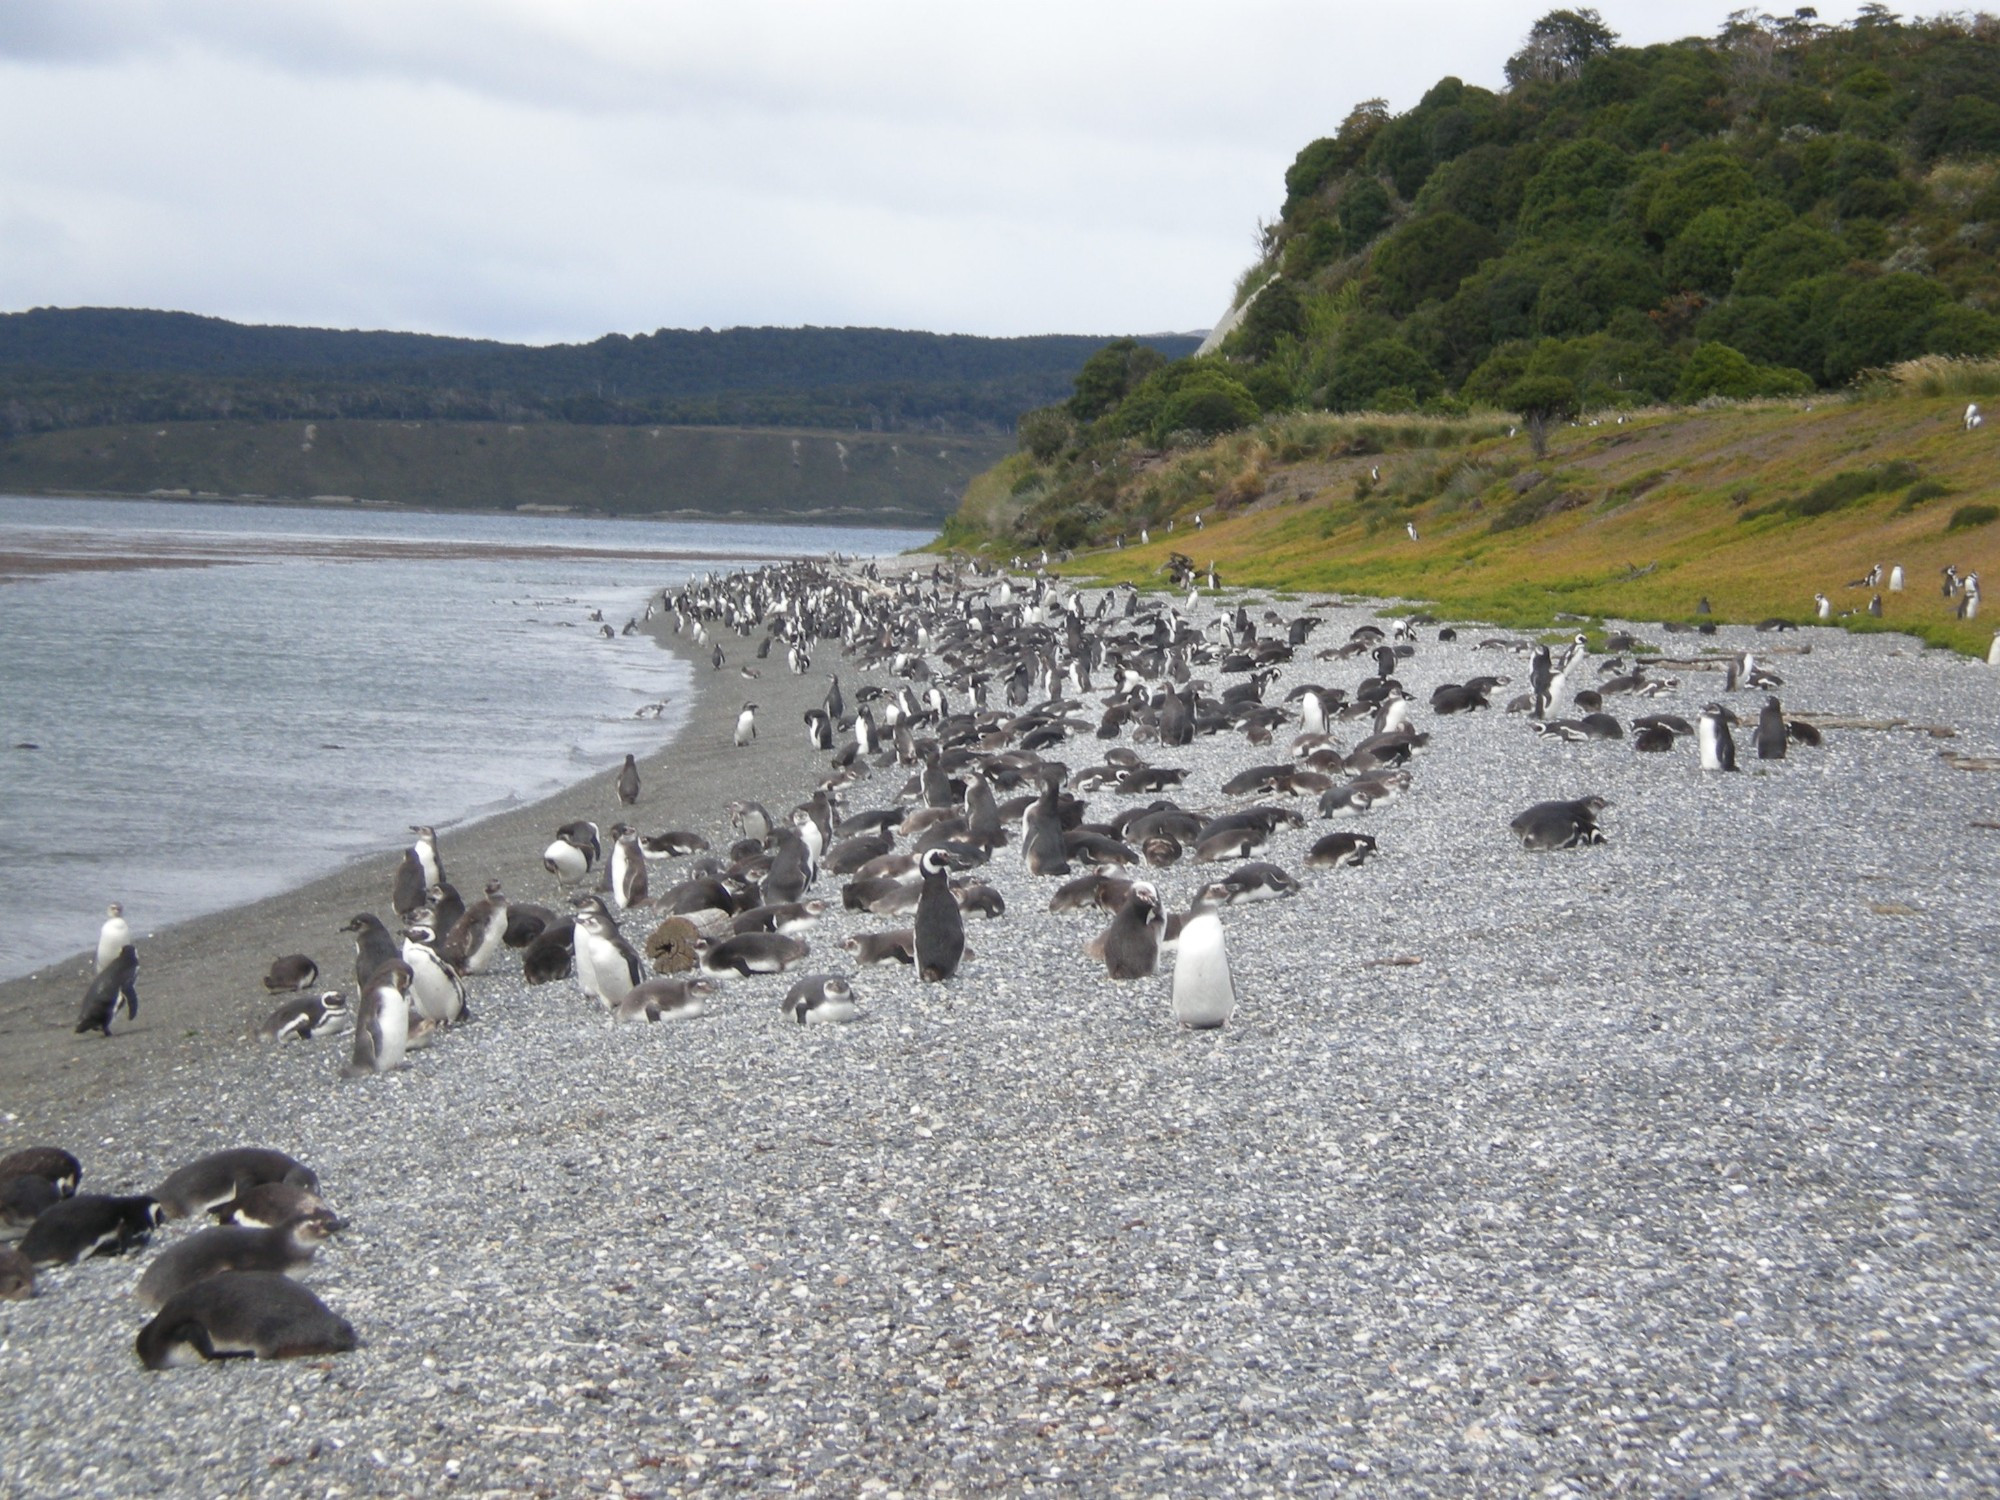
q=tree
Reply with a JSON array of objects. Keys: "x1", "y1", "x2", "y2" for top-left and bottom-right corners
[
  {"x1": 1067, "y1": 339, "x2": 1166, "y2": 424},
  {"x1": 1674, "y1": 342, "x2": 1814, "y2": 402},
  {"x1": 1017, "y1": 406, "x2": 1072, "y2": 462},
  {"x1": 1156, "y1": 375, "x2": 1260, "y2": 441},
  {"x1": 1236, "y1": 279, "x2": 1305, "y2": 360},
  {"x1": 1371, "y1": 213, "x2": 1501, "y2": 315},
  {"x1": 1505, "y1": 8, "x2": 1619, "y2": 87},
  {"x1": 1506, "y1": 374, "x2": 1579, "y2": 457},
  {"x1": 1328, "y1": 340, "x2": 1442, "y2": 410}
]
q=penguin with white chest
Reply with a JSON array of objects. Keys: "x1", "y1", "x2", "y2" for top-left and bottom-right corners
[
  {"x1": 400, "y1": 925, "x2": 467, "y2": 1026},
  {"x1": 442, "y1": 881, "x2": 508, "y2": 974},
  {"x1": 96, "y1": 903, "x2": 131, "y2": 973},
  {"x1": 344, "y1": 966, "x2": 411, "y2": 1076},
  {"x1": 607, "y1": 825, "x2": 648, "y2": 912},
  {"x1": 572, "y1": 898, "x2": 644, "y2": 1008},
  {"x1": 735, "y1": 702, "x2": 759, "y2": 747},
  {"x1": 1696, "y1": 705, "x2": 1739, "y2": 772},
  {"x1": 782, "y1": 973, "x2": 859, "y2": 1024},
  {"x1": 1170, "y1": 913, "x2": 1235, "y2": 1030},
  {"x1": 392, "y1": 826, "x2": 443, "y2": 916},
  {"x1": 255, "y1": 990, "x2": 350, "y2": 1042}
]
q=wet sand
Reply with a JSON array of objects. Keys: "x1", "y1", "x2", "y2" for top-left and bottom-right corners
[{"x1": 0, "y1": 592, "x2": 833, "y2": 1130}]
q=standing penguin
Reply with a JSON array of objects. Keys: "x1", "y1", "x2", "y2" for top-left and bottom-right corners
[
  {"x1": 96, "y1": 903, "x2": 131, "y2": 973},
  {"x1": 617, "y1": 754, "x2": 641, "y2": 807},
  {"x1": 1020, "y1": 774, "x2": 1070, "y2": 877},
  {"x1": 607, "y1": 825, "x2": 649, "y2": 912},
  {"x1": 1753, "y1": 695, "x2": 1788, "y2": 760},
  {"x1": 442, "y1": 881, "x2": 508, "y2": 975},
  {"x1": 343, "y1": 966, "x2": 411, "y2": 1076},
  {"x1": 75, "y1": 946, "x2": 139, "y2": 1035},
  {"x1": 912, "y1": 848, "x2": 965, "y2": 983},
  {"x1": 343, "y1": 913, "x2": 402, "y2": 988},
  {"x1": 826, "y1": 674, "x2": 845, "y2": 724},
  {"x1": 572, "y1": 899, "x2": 643, "y2": 1009},
  {"x1": 1527, "y1": 646, "x2": 1553, "y2": 720},
  {"x1": 1696, "y1": 705, "x2": 1739, "y2": 772},
  {"x1": 736, "y1": 703, "x2": 758, "y2": 747},
  {"x1": 1097, "y1": 883, "x2": 1163, "y2": 980},
  {"x1": 392, "y1": 827, "x2": 442, "y2": 916},
  {"x1": 1170, "y1": 913, "x2": 1236, "y2": 1030},
  {"x1": 399, "y1": 925, "x2": 467, "y2": 1026}
]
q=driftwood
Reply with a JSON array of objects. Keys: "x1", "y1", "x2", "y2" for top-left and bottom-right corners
[
  {"x1": 645, "y1": 908, "x2": 733, "y2": 973},
  {"x1": 1940, "y1": 751, "x2": 2000, "y2": 772}
]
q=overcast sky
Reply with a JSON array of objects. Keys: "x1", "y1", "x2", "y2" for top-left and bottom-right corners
[{"x1": 0, "y1": 1, "x2": 1900, "y2": 344}]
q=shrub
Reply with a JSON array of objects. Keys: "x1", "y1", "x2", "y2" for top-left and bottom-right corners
[
  {"x1": 1896, "y1": 479, "x2": 1950, "y2": 513},
  {"x1": 1016, "y1": 406, "x2": 1072, "y2": 463},
  {"x1": 1674, "y1": 342, "x2": 1814, "y2": 403},
  {"x1": 1948, "y1": 503, "x2": 1999, "y2": 531},
  {"x1": 1328, "y1": 340, "x2": 1442, "y2": 410},
  {"x1": 1155, "y1": 377, "x2": 1260, "y2": 441}
]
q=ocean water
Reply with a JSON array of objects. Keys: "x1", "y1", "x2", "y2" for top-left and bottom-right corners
[{"x1": 0, "y1": 496, "x2": 930, "y2": 980}]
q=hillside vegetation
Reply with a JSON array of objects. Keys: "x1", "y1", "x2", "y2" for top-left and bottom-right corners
[
  {"x1": 963, "y1": 357, "x2": 2000, "y2": 654},
  {"x1": 997, "y1": 9, "x2": 2000, "y2": 513},
  {"x1": 0, "y1": 419, "x2": 1010, "y2": 524},
  {"x1": 0, "y1": 309, "x2": 1197, "y2": 440}
]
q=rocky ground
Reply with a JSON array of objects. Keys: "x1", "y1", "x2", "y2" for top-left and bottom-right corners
[{"x1": 3, "y1": 569, "x2": 1998, "y2": 1497}]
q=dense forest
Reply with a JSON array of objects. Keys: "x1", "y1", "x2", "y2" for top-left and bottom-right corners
[
  {"x1": 0, "y1": 310, "x2": 1199, "y2": 440},
  {"x1": 1014, "y1": 5, "x2": 2000, "y2": 484}
]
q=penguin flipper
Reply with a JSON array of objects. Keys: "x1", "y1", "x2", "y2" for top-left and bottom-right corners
[{"x1": 122, "y1": 982, "x2": 139, "y2": 1021}]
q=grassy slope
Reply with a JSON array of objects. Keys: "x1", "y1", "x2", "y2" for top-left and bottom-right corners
[
  {"x1": 0, "y1": 419, "x2": 1011, "y2": 524},
  {"x1": 1031, "y1": 394, "x2": 2000, "y2": 654}
]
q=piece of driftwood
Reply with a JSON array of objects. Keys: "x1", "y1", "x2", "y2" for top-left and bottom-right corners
[
  {"x1": 645, "y1": 908, "x2": 733, "y2": 973},
  {"x1": 1940, "y1": 751, "x2": 2000, "y2": 772},
  {"x1": 1360, "y1": 955, "x2": 1422, "y2": 968}
]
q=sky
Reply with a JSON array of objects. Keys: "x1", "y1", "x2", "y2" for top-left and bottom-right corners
[{"x1": 0, "y1": 1, "x2": 1904, "y2": 345}]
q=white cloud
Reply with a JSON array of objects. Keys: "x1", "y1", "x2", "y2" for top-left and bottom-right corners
[{"x1": 0, "y1": 0, "x2": 1904, "y2": 341}]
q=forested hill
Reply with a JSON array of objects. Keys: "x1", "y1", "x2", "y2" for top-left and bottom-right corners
[
  {"x1": 0, "y1": 308, "x2": 1201, "y2": 438},
  {"x1": 1025, "y1": 6, "x2": 2000, "y2": 453}
]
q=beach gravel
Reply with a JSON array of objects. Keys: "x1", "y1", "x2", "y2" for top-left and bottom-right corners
[{"x1": 2, "y1": 574, "x2": 1998, "y2": 1496}]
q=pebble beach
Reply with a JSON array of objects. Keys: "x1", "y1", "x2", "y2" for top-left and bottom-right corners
[{"x1": 3, "y1": 561, "x2": 1998, "y2": 1497}]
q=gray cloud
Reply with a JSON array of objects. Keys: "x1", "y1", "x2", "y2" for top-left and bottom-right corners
[{"x1": 0, "y1": 1, "x2": 1897, "y2": 341}]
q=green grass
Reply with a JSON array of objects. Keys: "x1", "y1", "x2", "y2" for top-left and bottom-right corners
[
  {"x1": 968, "y1": 390, "x2": 2000, "y2": 656},
  {"x1": 0, "y1": 419, "x2": 1011, "y2": 523}
]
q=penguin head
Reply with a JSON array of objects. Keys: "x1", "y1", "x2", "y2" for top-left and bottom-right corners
[
  {"x1": 918, "y1": 848, "x2": 953, "y2": 878},
  {"x1": 1129, "y1": 882, "x2": 1160, "y2": 917}
]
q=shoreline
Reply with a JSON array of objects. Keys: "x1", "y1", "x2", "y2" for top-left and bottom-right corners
[{"x1": 0, "y1": 562, "x2": 845, "y2": 1125}]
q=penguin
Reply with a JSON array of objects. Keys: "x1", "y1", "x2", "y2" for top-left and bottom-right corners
[
  {"x1": 1170, "y1": 913, "x2": 1235, "y2": 1030},
  {"x1": 261, "y1": 954, "x2": 320, "y2": 993},
  {"x1": 1510, "y1": 797, "x2": 1608, "y2": 850},
  {"x1": 614, "y1": 976, "x2": 714, "y2": 1023},
  {"x1": 136, "y1": 1219, "x2": 333, "y2": 1312},
  {"x1": 19, "y1": 1193, "x2": 163, "y2": 1266},
  {"x1": 826, "y1": 674, "x2": 845, "y2": 723},
  {"x1": 425, "y1": 880, "x2": 466, "y2": 941},
  {"x1": 215, "y1": 1181, "x2": 340, "y2": 1231},
  {"x1": 521, "y1": 918, "x2": 575, "y2": 984},
  {"x1": 392, "y1": 826, "x2": 442, "y2": 916},
  {"x1": 0, "y1": 1146, "x2": 81, "y2": 1197},
  {"x1": 343, "y1": 912, "x2": 402, "y2": 988},
  {"x1": 0, "y1": 1245, "x2": 32, "y2": 1300},
  {"x1": 605, "y1": 825, "x2": 649, "y2": 913},
  {"x1": 96, "y1": 903, "x2": 131, "y2": 972},
  {"x1": 732, "y1": 801, "x2": 774, "y2": 842},
  {"x1": 442, "y1": 881, "x2": 509, "y2": 974},
  {"x1": 842, "y1": 929, "x2": 916, "y2": 966},
  {"x1": 695, "y1": 932, "x2": 810, "y2": 978},
  {"x1": 1405, "y1": 521, "x2": 1419, "y2": 542},
  {"x1": 731, "y1": 899, "x2": 828, "y2": 936},
  {"x1": 913, "y1": 847, "x2": 966, "y2": 983},
  {"x1": 543, "y1": 821, "x2": 600, "y2": 886},
  {"x1": 1306, "y1": 831, "x2": 1377, "y2": 869},
  {"x1": 1020, "y1": 776, "x2": 1071, "y2": 877},
  {"x1": 781, "y1": 973, "x2": 859, "y2": 1024},
  {"x1": 1527, "y1": 646, "x2": 1553, "y2": 719},
  {"x1": 1095, "y1": 882, "x2": 1162, "y2": 980},
  {"x1": 617, "y1": 753, "x2": 641, "y2": 806},
  {"x1": 1753, "y1": 695, "x2": 1788, "y2": 760},
  {"x1": 155, "y1": 1148, "x2": 319, "y2": 1220},
  {"x1": 804, "y1": 708, "x2": 834, "y2": 749},
  {"x1": 1217, "y1": 862, "x2": 1301, "y2": 903},
  {"x1": 254, "y1": 990, "x2": 351, "y2": 1042},
  {"x1": 1696, "y1": 705, "x2": 1739, "y2": 772},
  {"x1": 344, "y1": 965, "x2": 411, "y2": 1076},
  {"x1": 135, "y1": 1272, "x2": 358, "y2": 1369},
  {"x1": 1815, "y1": 592, "x2": 1831, "y2": 620},
  {"x1": 75, "y1": 945, "x2": 139, "y2": 1035},
  {"x1": 1889, "y1": 563, "x2": 1904, "y2": 592},
  {"x1": 572, "y1": 899, "x2": 644, "y2": 1008},
  {"x1": 736, "y1": 702, "x2": 759, "y2": 747},
  {"x1": 400, "y1": 925, "x2": 467, "y2": 1025},
  {"x1": 640, "y1": 830, "x2": 711, "y2": 857}
]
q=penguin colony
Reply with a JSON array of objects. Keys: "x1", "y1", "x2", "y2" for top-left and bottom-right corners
[
  {"x1": 31, "y1": 551, "x2": 1864, "y2": 1367},
  {"x1": 0, "y1": 1141, "x2": 355, "y2": 1366}
]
